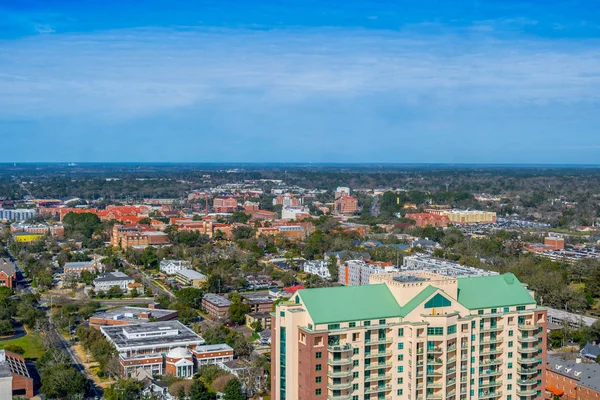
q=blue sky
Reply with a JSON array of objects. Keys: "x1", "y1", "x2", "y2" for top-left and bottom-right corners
[{"x1": 1, "y1": 0, "x2": 599, "y2": 163}]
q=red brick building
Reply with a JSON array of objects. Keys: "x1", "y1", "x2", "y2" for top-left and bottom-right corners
[
  {"x1": 334, "y1": 196, "x2": 358, "y2": 215},
  {"x1": 545, "y1": 237, "x2": 565, "y2": 251},
  {"x1": 213, "y1": 197, "x2": 238, "y2": 213},
  {"x1": 545, "y1": 355, "x2": 600, "y2": 399},
  {"x1": 405, "y1": 213, "x2": 450, "y2": 228},
  {"x1": 0, "y1": 259, "x2": 16, "y2": 289},
  {"x1": 0, "y1": 350, "x2": 34, "y2": 398}
]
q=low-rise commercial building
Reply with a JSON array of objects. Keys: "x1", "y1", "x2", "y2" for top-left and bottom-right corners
[
  {"x1": 281, "y1": 206, "x2": 310, "y2": 221},
  {"x1": 334, "y1": 195, "x2": 358, "y2": 215},
  {"x1": 11, "y1": 222, "x2": 64, "y2": 238},
  {"x1": 202, "y1": 294, "x2": 232, "y2": 319},
  {"x1": 213, "y1": 197, "x2": 238, "y2": 213},
  {"x1": 89, "y1": 306, "x2": 178, "y2": 328},
  {"x1": 100, "y1": 321, "x2": 233, "y2": 378},
  {"x1": 405, "y1": 212, "x2": 450, "y2": 227},
  {"x1": 174, "y1": 269, "x2": 207, "y2": 287},
  {"x1": 241, "y1": 294, "x2": 274, "y2": 313}
]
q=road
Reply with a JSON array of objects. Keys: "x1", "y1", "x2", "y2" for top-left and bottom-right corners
[
  {"x1": 370, "y1": 196, "x2": 380, "y2": 217},
  {"x1": 0, "y1": 320, "x2": 26, "y2": 342},
  {"x1": 120, "y1": 258, "x2": 174, "y2": 298},
  {"x1": 46, "y1": 312, "x2": 102, "y2": 399}
]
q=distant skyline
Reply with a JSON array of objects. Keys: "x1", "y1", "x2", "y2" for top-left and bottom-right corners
[{"x1": 1, "y1": 0, "x2": 599, "y2": 163}]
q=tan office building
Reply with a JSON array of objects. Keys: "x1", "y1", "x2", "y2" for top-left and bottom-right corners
[{"x1": 271, "y1": 270, "x2": 546, "y2": 400}]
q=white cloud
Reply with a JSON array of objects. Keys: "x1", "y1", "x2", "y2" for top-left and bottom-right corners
[{"x1": 0, "y1": 25, "x2": 599, "y2": 119}]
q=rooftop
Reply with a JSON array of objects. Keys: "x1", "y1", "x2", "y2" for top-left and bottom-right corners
[
  {"x1": 91, "y1": 306, "x2": 177, "y2": 324},
  {"x1": 175, "y1": 269, "x2": 207, "y2": 280},
  {"x1": 456, "y1": 273, "x2": 536, "y2": 309},
  {"x1": 547, "y1": 354, "x2": 600, "y2": 392},
  {"x1": 101, "y1": 321, "x2": 204, "y2": 350},
  {"x1": 203, "y1": 293, "x2": 233, "y2": 307},
  {"x1": 94, "y1": 271, "x2": 133, "y2": 282},
  {"x1": 0, "y1": 258, "x2": 15, "y2": 275}
]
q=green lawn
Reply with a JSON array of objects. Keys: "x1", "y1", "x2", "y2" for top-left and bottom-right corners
[{"x1": 0, "y1": 330, "x2": 45, "y2": 359}]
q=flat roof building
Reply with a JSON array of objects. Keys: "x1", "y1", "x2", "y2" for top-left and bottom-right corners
[
  {"x1": 89, "y1": 306, "x2": 178, "y2": 328},
  {"x1": 402, "y1": 255, "x2": 498, "y2": 277},
  {"x1": 174, "y1": 269, "x2": 207, "y2": 287},
  {"x1": 202, "y1": 294, "x2": 232, "y2": 319},
  {"x1": 101, "y1": 321, "x2": 233, "y2": 378}
]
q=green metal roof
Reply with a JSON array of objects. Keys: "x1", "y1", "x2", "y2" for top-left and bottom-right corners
[
  {"x1": 298, "y1": 284, "x2": 403, "y2": 325},
  {"x1": 457, "y1": 273, "x2": 536, "y2": 310},
  {"x1": 398, "y1": 285, "x2": 439, "y2": 317}
]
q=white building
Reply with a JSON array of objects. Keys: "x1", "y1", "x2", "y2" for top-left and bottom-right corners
[
  {"x1": 160, "y1": 259, "x2": 192, "y2": 275},
  {"x1": 281, "y1": 206, "x2": 310, "y2": 220},
  {"x1": 303, "y1": 260, "x2": 331, "y2": 280},
  {"x1": 402, "y1": 255, "x2": 498, "y2": 277},
  {"x1": 334, "y1": 187, "x2": 351, "y2": 199},
  {"x1": 338, "y1": 259, "x2": 397, "y2": 286},
  {"x1": 93, "y1": 271, "x2": 134, "y2": 293},
  {"x1": 0, "y1": 209, "x2": 36, "y2": 222}
]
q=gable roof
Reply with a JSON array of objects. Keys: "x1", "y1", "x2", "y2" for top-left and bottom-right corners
[
  {"x1": 457, "y1": 273, "x2": 535, "y2": 310},
  {"x1": 298, "y1": 284, "x2": 402, "y2": 325},
  {"x1": 398, "y1": 285, "x2": 439, "y2": 317}
]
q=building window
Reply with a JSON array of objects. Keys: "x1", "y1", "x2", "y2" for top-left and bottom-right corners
[
  {"x1": 508, "y1": 373, "x2": 512, "y2": 380},
  {"x1": 508, "y1": 330, "x2": 513, "y2": 337},
  {"x1": 424, "y1": 293, "x2": 451, "y2": 309},
  {"x1": 398, "y1": 354, "x2": 404, "y2": 361},
  {"x1": 507, "y1": 384, "x2": 512, "y2": 390},
  {"x1": 427, "y1": 327, "x2": 443, "y2": 336},
  {"x1": 316, "y1": 389, "x2": 322, "y2": 396},
  {"x1": 516, "y1": 306, "x2": 526, "y2": 311},
  {"x1": 280, "y1": 311, "x2": 285, "y2": 317},
  {"x1": 364, "y1": 321, "x2": 371, "y2": 326},
  {"x1": 308, "y1": 324, "x2": 313, "y2": 330},
  {"x1": 353, "y1": 348, "x2": 359, "y2": 355},
  {"x1": 398, "y1": 328, "x2": 404, "y2": 337},
  {"x1": 316, "y1": 352, "x2": 322, "y2": 359},
  {"x1": 353, "y1": 372, "x2": 359, "y2": 378},
  {"x1": 328, "y1": 324, "x2": 340, "y2": 330},
  {"x1": 398, "y1": 343, "x2": 404, "y2": 350},
  {"x1": 448, "y1": 325, "x2": 457, "y2": 335},
  {"x1": 353, "y1": 360, "x2": 359, "y2": 367},
  {"x1": 508, "y1": 362, "x2": 513, "y2": 368},
  {"x1": 508, "y1": 352, "x2": 513, "y2": 358},
  {"x1": 478, "y1": 310, "x2": 484, "y2": 315},
  {"x1": 398, "y1": 366, "x2": 404, "y2": 373},
  {"x1": 316, "y1": 364, "x2": 322, "y2": 371},
  {"x1": 349, "y1": 322, "x2": 356, "y2": 328},
  {"x1": 316, "y1": 376, "x2": 322, "y2": 383},
  {"x1": 379, "y1": 319, "x2": 386, "y2": 325},
  {"x1": 504, "y1": 307, "x2": 509, "y2": 313},
  {"x1": 353, "y1": 383, "x2": 359, "y2": 390},
  {"x1": 397, "y1": 389, "x2": 403, "y2": 395},
  {"x1": 397, "y1": 377, "x2": 403, "y2": 384}
]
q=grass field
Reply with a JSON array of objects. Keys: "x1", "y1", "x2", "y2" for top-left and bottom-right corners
[{"x1": 0, "y1": 329, "x2": 45, "y2": 359}]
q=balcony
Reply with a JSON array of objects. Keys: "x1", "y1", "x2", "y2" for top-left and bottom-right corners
[
  {"x1": 518, "y1": 356, "x2": 539, "y2": 365},
  {"x1": 518, "y1": 323, "x2": 539, "y2": 332},
  {"x1": 516, "y1": 389, "x2": 538, "y2": 396},
  {"x1": 365, "y1": 362, "x2": 392, "y2": 370},
  {"x1": 519, "y1": 378, "x2": 538, "y2": 386},
  {"x1": 479, "y1": 380, "x2": 502, "y2": 389},
  {"x1": 327, "y1": 396, "x2": 351, "y2": 400},
  {"x1": 479, "y1": 391, "x2": 502, "y2": 399},
  {"x1": 364, "y1": 385, "x2": 392, "y2": 394},
  {"x1": 446, "y1": 390, "x2": 456, "y2": 398},
  {"x1": 329, "y1": 344, "x2": 353, "y2": 352},
  {"x1": 447, "y1": 368, "x2": 457, "y2": 376},
  {"x1": 517, "y1": 368, "x2": 538, "y2": 375},
  {"x1": 518, "y1": 346, "x2": 539, "y2": 355},
  {"x1": 447, "y1": 378, "x2": 457, "y2": 386},
  {"x1": 426, "y1": 381, "x2": 443, "y2": 389},
  {"x1": 428, "y1": 358, "x2": 444, "y2": 365},
  {"x1": 365, "y1": 374, "x2": 391, "y2": 383},
  {"x1": 328, "y1": 357, "x2": 353, "y2": 366},
  {"x1": 328, "y1": 369, "x2": 353, "y2": 378},
  {"x1": 428, "y1": 347, "x2": 444, "y2": 354},
  {"x1": 480, "y1": 359, "x2": 503, "y2": 367},
  {"x1": 519, "y1": 335, "x2": 539, "y2": 344},
  {"x1": 480, "y1": 325, "x2": 504, "y2": 333},
  {"x1": 482, "y1": 370, "x2": 502, "y2": 378},
  {"x1": 328, "y1": 382, "x2": 353, "y2": 391},
  {"x1": 480, "y1": 348, "x2": 502, "y2": 356},
  {"x1": 447, "y1": 344, "x2": 457, "y2": 352},
  {"x1": 364, "y1": 351, "x2": 392, "y2": 359},
  {"x1": 365, "y1": 337, "x2": 393, "y2": 345},
  {"x1": 427, "y1": 370, "x2": 444, "y2": 377},
  {"x1": 447, "y1": 357, "x2": 457, "y2": 364}
]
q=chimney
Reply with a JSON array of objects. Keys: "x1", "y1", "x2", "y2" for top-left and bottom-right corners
[{"x1": 576, "y1": 358, "x2": 581, "y2": 364}]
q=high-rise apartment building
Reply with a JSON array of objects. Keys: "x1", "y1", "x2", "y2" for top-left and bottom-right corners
[{"x1": 271, "y1": 270, "x2": 547, "y2": 400}]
